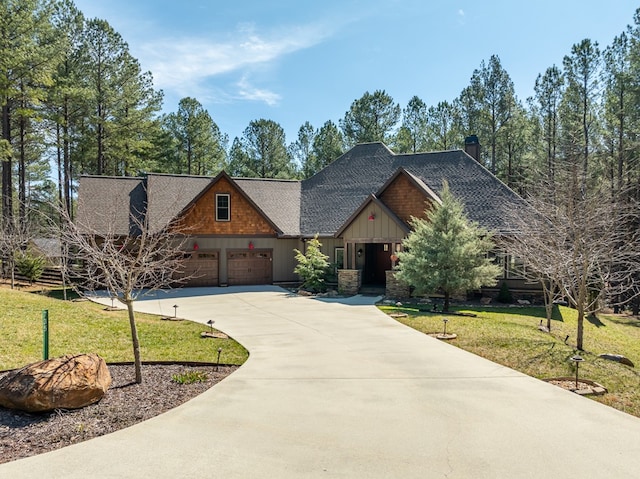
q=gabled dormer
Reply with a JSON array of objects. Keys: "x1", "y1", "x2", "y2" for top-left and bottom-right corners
[
  {"x1": 179, "y1": 171, "x2": 281, "y2": 236},
  {"x1": 377, "y1": 167, "x2": 441, "y2": 225}
]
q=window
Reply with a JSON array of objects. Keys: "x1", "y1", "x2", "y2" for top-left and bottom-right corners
[
  {"x1": 506, "y1": 254, "x2": 527, "y2": 279},
  {"x1": 334, "y1": 247, "x2": 344, "y2": 273},
  {"x1": 216, "y1": 194, "x2": 230, "y2": 221}
]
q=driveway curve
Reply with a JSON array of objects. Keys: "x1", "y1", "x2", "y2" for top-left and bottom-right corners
[{"x1": 2, "y1": 286, "x2": 640, "y2": 478}]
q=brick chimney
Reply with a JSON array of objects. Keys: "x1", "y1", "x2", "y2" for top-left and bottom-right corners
[{"x1": 464, "y1": 135, "x2": 480, "y2": 161}]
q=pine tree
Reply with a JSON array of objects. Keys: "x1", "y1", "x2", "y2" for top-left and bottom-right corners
[{"x1": 395, "y1": 182, "x2": 501, "y2": 311}]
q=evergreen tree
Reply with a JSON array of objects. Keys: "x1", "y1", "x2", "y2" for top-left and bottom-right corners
[
  {"x1": 395, "y1": 182, "x2": 501, "y2": 311},
  {"x1": 425, "y1": 100, "x2": 460, "y2": 151},
  {"x1": 530, "y1": 65, "x2": 565, "y2": 199},
  {"x1": 559, "y1": 39, "x2": 601, "y2": 195},
  {"x1": 78, "y1": 18, "x2": 162, "y2": 177},
  {"x1": 0, "y1": 0, "x2": 58, "y2": 229},
  {"x1": 399, "y1": 95, "x2": 428, "y2": 153},
  {"x1": 230, "y1": 119, "x2": 293, "y2": 178},
  {"x1": 340, "y1": 90, "x2": 400, "y2": 146},
  {"x1": 312, "y1": 120, "x2": 343, "y2": 172},
  {"x1": 457, "y1": 55, "x2": 516, "y2": 175},
  {"x1": 162, "y1": 97, "x2": 226, "y2": 175},
  {"x1": 290, "y1": 121, "x2": 316, "y2": 179},
  {"x1": 294, "y1": 234, "x2": 329, "y2": 293}
]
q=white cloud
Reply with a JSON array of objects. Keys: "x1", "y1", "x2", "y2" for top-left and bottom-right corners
[
  {"x1": 139, "y1": 22, "x2": 331, "y2": 105},
  {"x1": 458, "y1": 9, "x2": 465, "y2": 16},
  {"x1": 236, "y1": 76, "x2": 281, "y2": 106}
]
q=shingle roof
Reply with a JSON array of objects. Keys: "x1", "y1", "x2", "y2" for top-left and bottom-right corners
[
  {"x1": 300, "y1": 142, "x2": 529, "y2": 236},
  {"x1": 234, "y1": 178, "x2": 301, "y2": 237},
  {"x1": 145, "y1": 174, "x2": 213, "y2": 233},
  {"x1": 76, "y1": 176, "x2": 146, "y2": 235},
  {"x1": 77, "y1": 142, "x2": 528, "y2": 238}
]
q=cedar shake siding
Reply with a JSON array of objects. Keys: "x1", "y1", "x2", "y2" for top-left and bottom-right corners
[
  {"x1": 379, "y1": 173, "x2": 434, "y2": 225},
  {"x1": 180, "y1": 176, "x2": 277, "y2": 236}
]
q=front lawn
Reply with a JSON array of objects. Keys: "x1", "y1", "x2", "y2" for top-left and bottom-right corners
[
  {"x1": 0, "y1": 288, "x2": 248, "y2": 371},
  {"x1": 380, "y1": 303, "x2": 640, "y2": 418}
]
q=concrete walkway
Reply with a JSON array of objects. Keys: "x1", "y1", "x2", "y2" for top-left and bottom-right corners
[{"x1": 2, "y1": 286, "x2": 640, "y2": 478}]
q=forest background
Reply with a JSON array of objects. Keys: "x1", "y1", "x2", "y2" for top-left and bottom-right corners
[{"x1": 2, "y1": 1, "x2": 640, "y2": 228}]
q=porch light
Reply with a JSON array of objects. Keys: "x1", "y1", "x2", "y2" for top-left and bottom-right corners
[
  {"x1": 368, "y1": 212, "x2": 375, "y2": 221},
  {"x1": 357, "y1": 248, "x2": 363, "y2": 258}
]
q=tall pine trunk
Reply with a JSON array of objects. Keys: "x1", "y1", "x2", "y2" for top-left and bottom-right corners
[{"x1": 1, "y1": 102, "x2": 11, "y2": 228}]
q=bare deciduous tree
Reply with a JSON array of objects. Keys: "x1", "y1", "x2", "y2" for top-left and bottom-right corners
[
  {"x1": 0, "y1": 211, "x2": 37, "y2": 289},
  {"x1": 502, "y1": 192, "x2": 639, "y2": 350},
  {"x1": 58, "y1": 192, "x2": 193, "y2": 384}
]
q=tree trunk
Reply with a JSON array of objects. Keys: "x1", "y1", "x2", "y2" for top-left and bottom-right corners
[
  {"x1": 576, "y1": 308, "x2": 584, "y2": 351},
  {"x1": 2, "y1": 102, "x2": 12, "y2": 228},
  {"x1": 443, "y1": 291, "x2": 450, "y2": 312},
  {"x1": 126, "y1": 298, "x2": 143, "y2": 383}
]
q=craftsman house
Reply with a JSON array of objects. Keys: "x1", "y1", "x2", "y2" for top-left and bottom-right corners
[{"x1": 76, "y1": 141, "x2": 532, "y2": 296}]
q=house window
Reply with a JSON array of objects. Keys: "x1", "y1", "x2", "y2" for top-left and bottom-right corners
[
  {"x1": 488, "y1": 250, "x2": 507, "y2": 278},
  {"x1": 334, "y1": 247, "x2": 345, "y2": 272},
  {"x1": 506, "y1": 254, "x2": 527, "y2": 279},
  {"x1": 216, "y1": 194, "x2": 230, "y2": 221}
]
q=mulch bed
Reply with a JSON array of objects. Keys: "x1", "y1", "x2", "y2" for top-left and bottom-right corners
[{"x1": 0, "y1": 363, "x2": 237, "y2": 464}]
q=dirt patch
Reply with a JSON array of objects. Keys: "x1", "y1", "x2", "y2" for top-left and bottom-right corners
[{"x1": 0, "y1": 363, "x2": 237, "y2": 464}]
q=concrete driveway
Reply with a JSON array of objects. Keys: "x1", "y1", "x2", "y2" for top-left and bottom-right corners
[{"x1": 2, "y1": 286, "x2": 640, "y2": 478}]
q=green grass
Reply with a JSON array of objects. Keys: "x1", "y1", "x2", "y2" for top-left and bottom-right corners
[
  {"x1": 379, "y1": 303, "x2": 640, "y2": 418},
  {"x1": 0, "y1": 288, "x2": 248, "y2": 371}
]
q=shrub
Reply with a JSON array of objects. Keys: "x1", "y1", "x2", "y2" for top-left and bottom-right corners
[
  {"x1": 497, "y1": 281, "x2": 513, "y2": 303},
  {"x1": 15, "y1": 251, "x2": 46, "y2": 285},
  {"x1": 171, "y1": 370, "x2": 209, "y2": 384},
  {"x1": 293, "y1": 234, "x2": 329, "y2": 293}
]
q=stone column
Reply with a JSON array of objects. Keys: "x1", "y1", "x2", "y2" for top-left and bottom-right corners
[
  {"x1": 338, "y1": 269, "x2": 361, "y2": 295},
  {"x1": 385, "y1": 270, "x2": 410, "y2": 298}
]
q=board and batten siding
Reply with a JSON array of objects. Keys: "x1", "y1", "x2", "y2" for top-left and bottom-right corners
[{"x1": 340, "y1": 205, "x2": 407, "y2": 242}]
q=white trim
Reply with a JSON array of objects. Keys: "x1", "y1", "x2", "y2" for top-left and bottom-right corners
[{"x1": 216, "y1": 193, "x2": 230, "y2": 221}]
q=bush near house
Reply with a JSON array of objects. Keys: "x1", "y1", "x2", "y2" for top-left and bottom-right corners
[{"x1": 294, "y1": 235, "x2": 329, "y2": 293}]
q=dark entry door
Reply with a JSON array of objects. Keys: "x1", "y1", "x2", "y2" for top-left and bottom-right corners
[{"x1": 363, "y1": 243, "x2": 392, "y2": 284}]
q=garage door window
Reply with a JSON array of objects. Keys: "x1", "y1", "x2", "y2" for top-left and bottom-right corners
[{"x1": 216, "y1": 194, "x2": 230, "y2": 221}]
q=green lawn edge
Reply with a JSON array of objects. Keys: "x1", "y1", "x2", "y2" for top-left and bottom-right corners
[
  {"x1": 0, "y1": 288, "x2": 248, "y2": 371},
  {"x1": 379, "y1": 303, "x2": 640, "y2": 418}
]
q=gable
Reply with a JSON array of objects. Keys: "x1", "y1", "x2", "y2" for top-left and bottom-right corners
[
  {"x1": 379, "y1": 172, "x2": 436, "y2": 224},
  {"x1": 336, "y1": 194, "x2": 409, "y2": 240},
  {"x1": 180, "y1": 175, "x2": 278, "y2": 236}
]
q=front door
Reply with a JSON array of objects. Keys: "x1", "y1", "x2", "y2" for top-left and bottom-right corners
[{"x1": 363, "y1": 243, "x2": 392, "y2": 285}]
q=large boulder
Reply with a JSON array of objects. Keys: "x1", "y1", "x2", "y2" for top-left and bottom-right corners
[{"x1": 0, "y1": 353, "x2": 112, "y2": 412}]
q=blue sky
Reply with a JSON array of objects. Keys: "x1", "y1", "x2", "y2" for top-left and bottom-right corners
[{"x1": 72, "y1": 0, "x2": 637, "y2": 144}]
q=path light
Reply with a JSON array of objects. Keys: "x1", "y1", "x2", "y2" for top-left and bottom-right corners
[
  {"x1": 110, "y1": 296, "x2": 115, "y2": 309},
  {"x1": 216, "y1": 347, "x2": 222, "y2": 371},
  {"x1": 442, "y1": 318, "x2": 449, "y2": 336},
  {"x1": 570, "y1": 354, "x2": 584, "y2": 389},
  {"x1": 207, "y1": 319, "x2": 215, "y2": 334},
  {"x1": 173, "y1": 304, "x2": 178, "y2": 318}
]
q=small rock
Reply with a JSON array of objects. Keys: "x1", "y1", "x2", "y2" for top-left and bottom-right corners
[
  {"x1": 480, "y1": 297, "x2": 492, "y2": 305},
  {"x1": 598, "y1": 354, "x2": 634, "y2": 368},
  {"x1": 517, "y1": 299, "x2": 531, "y2": 305},
  {"x1": 0, "y1": 354, "x2": 111, "y2": 412},
  {"x1": 395, "y1": 301, "x2": 403, "y2": 307}
]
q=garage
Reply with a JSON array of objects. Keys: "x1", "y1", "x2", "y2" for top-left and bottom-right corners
[
  {"x1": 227, "y1": 249, "x2": 273, "y2": 286},
  {"x1": 182, "y1": 251, "x2": 219, "y2": 286}
]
